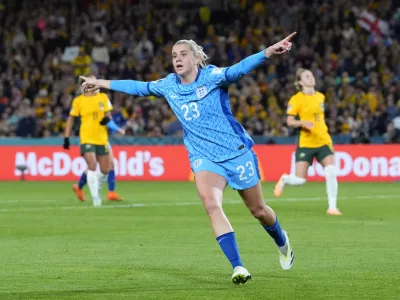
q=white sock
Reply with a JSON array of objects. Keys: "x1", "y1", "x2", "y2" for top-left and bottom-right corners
[
  {"x1": 283, "y1": 174, "x2": 306, "y2": 186},
  {"x1": 87, "y1": 170, "x2": 100, "y2": 206},
  {"x1": 279, "y1": 243, "x2": 288, "y2": 256},
  {"x1": 325, "y1": 165, "x2": 338, "y2": 209},
  {"x1": 96, "y1": 170, "x2": 107, "y2": 192}
]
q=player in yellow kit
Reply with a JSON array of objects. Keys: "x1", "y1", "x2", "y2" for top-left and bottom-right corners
[
  {"x1": 64, "y1": 76, "x2": 113, "y2": 207},
  {"x1": 274, "y1": 68, "x2": 341, "y2": 215}
]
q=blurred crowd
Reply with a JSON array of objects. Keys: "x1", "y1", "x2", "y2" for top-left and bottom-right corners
[{"x1": 0, "y1": 0, "x2": 400, "y2": 143}]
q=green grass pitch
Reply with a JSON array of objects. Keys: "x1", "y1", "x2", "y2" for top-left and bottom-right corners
[{"x1": 0, "y1": 181, "x2": 399, "y2": 299}]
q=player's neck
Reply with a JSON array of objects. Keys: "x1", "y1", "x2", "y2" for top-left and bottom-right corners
[
  {"x1": 180, "y1": 68, "x2": 199, "y2": 85},
  {"x1": 302, "y1": 87, "x2": 316, "y2": 95},
  {"x1": 84, "y1": 92, "x2": 97, "y2": 97}
]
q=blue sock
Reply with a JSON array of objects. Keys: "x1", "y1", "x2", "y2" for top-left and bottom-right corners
[
  {"x1": 216, "y1": 232, "x2": 242, "y2": 269},
  {"x1": 107, "y1": 170, "x2": 115, "y2": 191},
  {"x1": 263, "y1": 217, "x2": 286, "y2": 247},
  {"x1": 78, "y1": 172, "x2": 87, "y2": 189}
]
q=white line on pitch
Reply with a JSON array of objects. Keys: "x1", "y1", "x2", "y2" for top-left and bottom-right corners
[{"x1": 0, "y1": 194, "x2": 397, "y2": 213}]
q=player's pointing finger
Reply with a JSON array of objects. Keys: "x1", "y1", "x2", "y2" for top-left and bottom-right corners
[{"x1": 284, "y1": 32, "x2": 297, "y2": 41}]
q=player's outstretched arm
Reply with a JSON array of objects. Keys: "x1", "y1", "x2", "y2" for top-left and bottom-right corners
[
  {"x1": 106, "y1": 118, "x2": 123, "y2": 135},
  {"x1": 79, "y1": 77, "x2": 111, "y2": 91},
  {"x1": 224, "y1": 32, "x2": 296, "y2": 83},
  {"x1": 80, "y1": 76, "x2": 157, "y2": 97}
]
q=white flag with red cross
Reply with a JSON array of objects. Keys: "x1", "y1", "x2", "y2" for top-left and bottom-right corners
[{"x1": 357, "y1": 10, "x2": 390, "y2": 37}]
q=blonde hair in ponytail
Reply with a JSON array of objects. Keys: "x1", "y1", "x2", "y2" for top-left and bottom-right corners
[{"x1": 174, "y1": 39, "x2": 209, "y2": 68}]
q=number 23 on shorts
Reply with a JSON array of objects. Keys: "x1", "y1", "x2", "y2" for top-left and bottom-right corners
[
  {"x1": 231, "y1": 150, "x2": 260, "y2": 187},
  {"x1": 236, "y1": 161, "x2": 255, "y2": 183}
]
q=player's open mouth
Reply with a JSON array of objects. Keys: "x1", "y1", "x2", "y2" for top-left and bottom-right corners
[{"x1": 176, "y1": 64, "x2": 183, "y2": 70}]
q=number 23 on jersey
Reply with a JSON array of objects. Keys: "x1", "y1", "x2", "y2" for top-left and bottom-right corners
[{"x1": 181, "y1": 102, "x2": 200, "y2": 121}]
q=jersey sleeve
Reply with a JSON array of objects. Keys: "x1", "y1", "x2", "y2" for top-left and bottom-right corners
[
  {"x1": 103, "y1": 94, "x2": 113, "y2": 112},
  {"x1": 69, "y1": 97, "x2": 80, "y2": 117},
  {"x1": 206, "y1": 65, "x2": 229, "y2": 86},
  {"x1": 110, "y1": 77, "x2": 167, "y2": 98},
  {"x1": 207, "y1": 51, "x2": 267, "y2": 87},
  {"x1": 224, "y1": 51, "x2": 267, "y2": 84},
  {"x1": 286, "y1": 96, "x2": 299, "y2": 116},
  {"x1": 147, "y1": 78, "x2": 168, "y2": 97}
]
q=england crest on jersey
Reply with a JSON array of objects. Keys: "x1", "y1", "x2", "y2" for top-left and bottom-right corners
[
  {"x1": 196, "y1": 86, "x2": 207, "y2": 99},
  {"x1": 320, "y1": 103, "x2": 325, "y2": 111}
]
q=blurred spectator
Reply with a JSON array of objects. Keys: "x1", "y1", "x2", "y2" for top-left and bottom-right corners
[
  {"x1": 72, "y1": 47, "x2": 92, "y2": 77},
  {"x1": 16, "y1": 108, "x2": 36, "y2": 137},
  {"x1": 111, "y1": 102, "x2": 126, "y2": 128},
  {"x1": 384, "y1": 121, "x2": 400, "y2": 143},
  {"x1": 91, "y1": 37, "x2": 109, "y2": 72}
]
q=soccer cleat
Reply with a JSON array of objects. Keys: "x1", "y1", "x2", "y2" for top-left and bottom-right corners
[
  {"x1": 107, "y1": 191, "x2": 123, "y2": 201},
  {"x1": 274, "y1": 173, "x2": 288, "y2": 197},
  {"x1": 327, "y1": 208, "x2": 342, "y2": 216},
  {"x1": 231, "y1": 266, "x2": 251, "y2": 285},
  {"x1": 72, "y1": 184, "x2": 85, "y2": 201},
  {"x1": 279, "y1": 231, "x2": 294, "y2": 271}
]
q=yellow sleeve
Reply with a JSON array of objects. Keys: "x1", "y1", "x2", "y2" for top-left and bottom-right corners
[
  {"x1": 103, "y1": 94, "x2": 113, "y2": 112},
  {"x1": 286, "y1": 95, "x2": 299, "y2": 116},
  {"x1": 69, "y1": 97, "x2": 80, "y2": 117},
  {"x1": 320, "y1": 93, "x2": 327, "y2": 111}
]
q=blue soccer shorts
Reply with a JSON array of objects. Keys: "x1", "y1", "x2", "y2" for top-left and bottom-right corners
[{"x1": 190, "y1": 149, "x2": 261, "y2": 190}]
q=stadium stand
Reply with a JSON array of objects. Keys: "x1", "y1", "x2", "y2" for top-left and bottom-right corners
[{"x1": 0, "y1": 0, "x2": 399, "y2": 143}]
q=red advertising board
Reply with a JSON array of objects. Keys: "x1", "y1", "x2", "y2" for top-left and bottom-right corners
[{"x1": 1, "y1": 145, "x2": 399, "y2": 182}]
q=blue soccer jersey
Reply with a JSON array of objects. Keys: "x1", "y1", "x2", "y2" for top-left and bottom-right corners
[{"x1": 110, "y1": 50, "x2": 268, "y2": 162}]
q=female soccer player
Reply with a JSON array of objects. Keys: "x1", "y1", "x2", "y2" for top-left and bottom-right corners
[
  {"x1": 274, "y1": 68, "x2": 341, "y2": 216},
  {"x1": 80, "y1": 33, "x2": 296, "y2": 284},
  {"x1": 64, "y1": 76, "x2": 113, "y2": 207},
  {"x1": 72, "y1": 122, "x2": 125, "y2": 202}
]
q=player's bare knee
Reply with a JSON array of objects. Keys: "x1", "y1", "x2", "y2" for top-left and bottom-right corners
[
  {"x1": 87, "y1": 162, "x2": 96, "y2": 171},
  {"x1": 249, "y1": 204, "x2": 268, "y2": 221},
  {"x1": 201, "y1": 198, "x2": 222, "y2": 216}
]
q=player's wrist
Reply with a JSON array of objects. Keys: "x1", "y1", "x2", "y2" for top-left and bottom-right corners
[
  {"x1": 97, "y1": 79, "x2": 110, "y2": 89},
  {"x1": 296, "y1": 121, "x2": 307, "y2": 128},
  {"x1": 264, "y1": 47, "x2": 273, "y2": 58}
]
